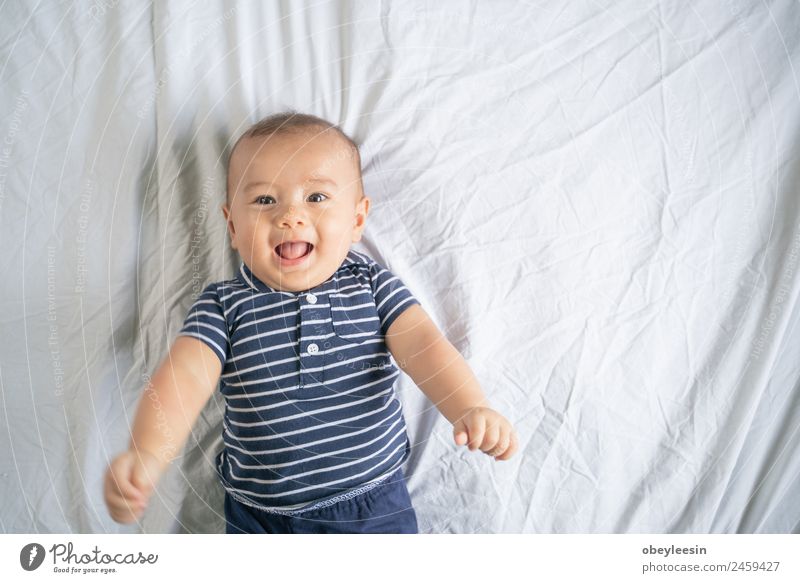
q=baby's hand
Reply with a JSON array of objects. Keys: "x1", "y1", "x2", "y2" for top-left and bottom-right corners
[
  {"x1": 103, "y1": 449, "x2": 162, "y2": 524},
  {"x1": 453, "y1": 406, "x2": 518, "y2": 461},
  {"x1": 453, "y1": 407, "x2": 518, "y2": 461}
]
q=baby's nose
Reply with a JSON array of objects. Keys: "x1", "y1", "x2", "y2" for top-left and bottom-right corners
[{"x1": 279, "y1": 206, "x2": 304, "y2": 226}]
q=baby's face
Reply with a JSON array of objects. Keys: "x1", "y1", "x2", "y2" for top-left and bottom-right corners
[{"x1": 223, "y1": 131, "x2": 369, "y2": 292}]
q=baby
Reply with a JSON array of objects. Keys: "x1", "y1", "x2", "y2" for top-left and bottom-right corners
[{"x1": 104, "y1": 112, "x2": 518, "y2": 533}]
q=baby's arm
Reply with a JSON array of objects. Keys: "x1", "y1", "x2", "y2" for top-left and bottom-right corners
[
  {"x1": 104, "y1": 336, "x2": 222, "y2": 523},
  {"x1": 385, "y1": 304, "x2": 518, "y2": 461}
]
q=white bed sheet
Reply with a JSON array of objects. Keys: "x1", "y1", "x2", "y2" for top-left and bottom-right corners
[{"x1": 1, "y1": 0, "x2": 799, "y2": 533}]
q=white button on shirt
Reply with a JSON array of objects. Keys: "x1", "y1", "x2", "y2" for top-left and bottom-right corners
[
  {"x1": 306, "y1": 293, "x2": 317, "y2": 304},
  {"x1": 307, "y1": 343, "x2": 319, "y2": 354}
]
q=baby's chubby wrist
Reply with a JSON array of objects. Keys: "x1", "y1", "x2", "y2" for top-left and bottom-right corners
[
  {"x1": 127, "y1": 445, "x2": 172, "y2": 475},
  {"x1": 123, "y1": 447, "x2": 172, "y2": 495},
  {"x1": 452, "y1": 403, "x2": 491, "y2": 424}
]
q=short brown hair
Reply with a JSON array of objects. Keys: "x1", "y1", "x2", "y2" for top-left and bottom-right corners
[{"x1": 226, "y1": 111, "x2": 362, "y2": 204}]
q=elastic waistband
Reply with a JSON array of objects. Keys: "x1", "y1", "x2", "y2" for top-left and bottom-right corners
[{"x1": 223, "y1": 467, "x2": 402, "y2": 517}]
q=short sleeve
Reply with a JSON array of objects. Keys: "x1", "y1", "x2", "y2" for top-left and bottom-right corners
[
  {"x1": 177, "y1": 284, "x2": 229, "y2": 366},
  {"x1": 368, "y1": 261, "x2": 421, "y2": 336}
]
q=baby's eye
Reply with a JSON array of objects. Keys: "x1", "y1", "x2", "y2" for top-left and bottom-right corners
[
  {"x1": 307, "y1": 192, "x2": 328, "y2": 203},
  {"x1": 255, "y1": 195, "x2": 275, "y2": 205}
]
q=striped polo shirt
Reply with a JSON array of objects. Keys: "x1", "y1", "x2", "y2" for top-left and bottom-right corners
[{"x1": 177, "y1": 250, "x2": 420, "y2": 515}]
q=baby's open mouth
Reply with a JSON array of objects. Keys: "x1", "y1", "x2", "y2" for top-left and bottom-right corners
[{"x1": 275, "y1": 241, "x2": 314, "y2": 260}]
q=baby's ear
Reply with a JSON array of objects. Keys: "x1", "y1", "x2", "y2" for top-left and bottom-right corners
[
  {"x1": 351, "y1": 196, "x2": 370, "y2": 242},
  {"x1": 221, "y1": 204, "x2": 238, "y2": 249},
  {"x1": 359, "y1": 195, "x2": 371, "y2": 217}
]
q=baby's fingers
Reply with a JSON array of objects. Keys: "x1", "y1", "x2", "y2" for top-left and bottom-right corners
[
  {"x1": 485, "y1": 430, "x2": 509, "y2": 459},
  {"x1": 465, "y1": 414, "x2": 486, "y2": 451},
  {"x1": 480, "y1": 422, "x2": 501, "y2": 455},
  {"x1": 106, "y1": 491, "x2": 146, "y2": 524},
  {"x1": 453, "y1": 419, "x2": 469, "y2": 446},
  {"x1": 105, "y1": 457, "x2": 145, "y2": 503},
  {"x1": 105, "y1": 478, "x2": 146, "y2": 523},
  {"x1": 104, "y1": 457, "x2": 148, "y2": 523},
  {"x1": 494, "y1": 431, "x2": 519, "y2": 461}
]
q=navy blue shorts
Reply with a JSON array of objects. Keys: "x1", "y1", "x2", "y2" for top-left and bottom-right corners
[{"x1": 224, "y1": 469, "x2": 418, "y2": 534}]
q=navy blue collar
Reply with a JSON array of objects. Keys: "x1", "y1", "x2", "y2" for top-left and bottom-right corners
[
  {"x1": 236, "y1": 250, "x2": 367, "y2": 294},
  {"x1": 237, "y1": 262, "x2": 283, "y2": 294}
]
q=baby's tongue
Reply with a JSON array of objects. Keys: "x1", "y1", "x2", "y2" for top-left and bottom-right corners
[{"x1": 278, "y1": 242, "x2": 309, "y2": 259}]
